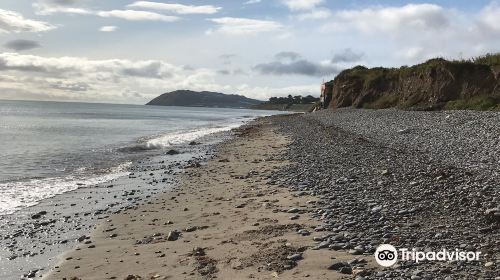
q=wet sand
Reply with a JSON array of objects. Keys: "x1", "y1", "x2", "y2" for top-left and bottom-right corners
[{"x1": 43, "y1": 119, "x2": 373, "y2": 280}]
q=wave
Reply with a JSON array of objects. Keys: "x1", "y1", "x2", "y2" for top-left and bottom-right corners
[
  {"x1": 0, "y1": 162, "x2": 131, "y2": 216},
  {"x1": 118, "y1": 122, "x2": 247, "y2": 152}
]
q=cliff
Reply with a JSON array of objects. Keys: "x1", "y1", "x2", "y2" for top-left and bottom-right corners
[
  {"x1": 322, "y1": 55, "x2": 500, "y2": 110},
  {"x1": 146, "y1": 90, "x2": 262, "y2": 108}
]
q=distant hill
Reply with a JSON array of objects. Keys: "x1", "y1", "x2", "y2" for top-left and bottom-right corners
[{"x1": 146, "y1": 90, "x2": 262, "y2": 108}]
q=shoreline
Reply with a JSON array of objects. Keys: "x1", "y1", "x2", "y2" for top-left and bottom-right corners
[
  {"x1": 3, "y1": 108, "x2": 499, "y2": 279},
  {"x1": 41, "y1": 117, "x2": 364, "y2": 280},
  {"x1": 0, "y1": 128, "x2": 233, "y2": 280}
]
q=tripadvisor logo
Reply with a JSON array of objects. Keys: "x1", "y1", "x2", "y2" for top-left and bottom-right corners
[
  {"x1": 374, "y1": 244, "x2": 481, "y2": 267},
  {"x1": 375, "y1": 244, "x2": 398, "y2": 267}
]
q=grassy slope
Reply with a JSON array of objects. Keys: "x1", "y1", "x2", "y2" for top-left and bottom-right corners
[{"x1": 334, "y1": 53, "x2": 500, "y2": 111}]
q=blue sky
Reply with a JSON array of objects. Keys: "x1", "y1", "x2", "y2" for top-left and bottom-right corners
[{"x1": 0, "y1": 0, "x2": 499, "y2": 103}]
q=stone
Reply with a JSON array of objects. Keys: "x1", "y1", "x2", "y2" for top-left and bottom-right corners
[
  {"x1": 167, "y1": 230, "x2": 180, "y2": 241},
  {"x1": 339, "y1": 266, "x2": 352, "y2": 274},
  {"x1": 287, "y1": 253, "x2": 302, "y2": 261},
  {"x1": 166, "y1": 149, "x2": 180, "y2": 155},
  {"x1": 328, "y1": 261, "x2": 347, "y2": 270}
]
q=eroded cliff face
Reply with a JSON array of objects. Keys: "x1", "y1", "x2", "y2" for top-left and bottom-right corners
[{"x1": 323, "y1": 59, "x2": 500, "y2": 110}]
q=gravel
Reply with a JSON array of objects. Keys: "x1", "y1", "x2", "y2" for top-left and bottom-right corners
[{"x1": 268, "y1": 108, "x2": 499, "y2": 279}]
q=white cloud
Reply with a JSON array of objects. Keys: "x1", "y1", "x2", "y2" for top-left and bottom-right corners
[
  {"x1": 33, "y1": 4, "x2": 93, "y2": 15},
  {"x1": 478, "y1": 2, "x2": 500, "y2": 33},
  {"x1": 127, "y1": 1, "x2": 221, "y2": 15},
  {"x1": 97, "y1": 10, "x2": 179, "y2": 22},
  {"x1": 328, "y1": 4, "x2": 449, "y2": 34},
  {"x1": 396, "y1": 47, "x2": 425, "y2": 60},
  {"x1": 0, "y1": 9, "x2": 56, "y2": 33},
  {"x1": 99, "y1": 26, "x2": 117, "y2": 32},
  {"x1": 281, "y1": 0, "x2": 324, "y2": 11},
  {"x1": 244, "y1": 0, "x2": 262, "y2": 4},
  {"x1": 34, "y1": 2, "x2": 181, "y2": 22},
  {"x1": 207, "y1": 17, "x2": 283, "y2": 35}
]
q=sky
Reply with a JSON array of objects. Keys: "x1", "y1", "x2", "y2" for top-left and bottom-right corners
[{"x1": 0, "y1": 0, "x2": 498, "y2": 104}]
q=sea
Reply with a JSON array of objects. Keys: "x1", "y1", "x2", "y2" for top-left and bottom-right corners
[{"x1": 0, "y1": 99, "x2": 281, "y2": 216}]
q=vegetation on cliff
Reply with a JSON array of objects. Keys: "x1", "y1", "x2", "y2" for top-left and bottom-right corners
[{"x1": 323, "y1": 53, "x2": 500, "y2": 110}]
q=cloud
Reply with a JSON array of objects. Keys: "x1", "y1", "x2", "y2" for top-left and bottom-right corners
[
  {"x1": 281, "y1": 0, "x2": 324, "y2": 11},
  {"x1": 244, "y1": 0, "x2": 262, "y2": 4},
  {"x1": 220, "y1": 54, "x2": 236, "y2": 65},
  {"x1": 332, "y1": 48, "x2": 364, "y2": 63},
  {"x1": 127, "y1": 1, "x2": 221, "y2": 15},
  {"x1": 33, "y1": 0, "x2": 92, "y2": 15},
  {"x1": 207, "y1": 17, "x2": 283, "y2": 35},
  {"x1": 326, "y1": 4, "x2": 449, "y2": 34},
  {"x1": 0, "y1": 53, "x2": 183, "y2": 80},
  {"x1": 50, "y1": 80, "x2": 91, "y2": 92},
  {"x1": 0, "y1": 9, "x2": 56, "y2": 33},
  {"x1": 39, "y1": 0, "x2": 80, "y2": 6},
  {"x1": 4, "y1": 39, "x2": 41, "y2": 51},
  {"x1": 34, "y1": 2, "x2": 180, "y2": 22},
  {"x1": 478, "y1": 2, "x2": 500, "y2": 33},
  {"x1": 0, "y1": 52, "x2": 224, "y2": 102},
  {"x1": 254, "y1": 56, "x2": 340, "y2": 76},
  {"x1": 99, "y1": 25, "x2": 117, "y2": 32},
  {"x1": 275, "y1": 51, "x2": 301, "y2": 61},
  {"x1": 297, "y1": 8, "x2": 331, "y2": 20},
  {"x1": 97, "y1": 10, "x2": 179, "y2": 22}
]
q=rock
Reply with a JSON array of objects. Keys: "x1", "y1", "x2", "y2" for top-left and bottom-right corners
[
  {"x1": 485, "y1": 208, "x2": 500, "y2": 223},
  {"x1": 328, "y1": 261, "x2": 347, "y2": 270},
  {"x1": 297, "y1": 229, "x2": 310, "y2": 236},
  {"x1": 185, "y1": 226, "x2": 197, "y2": 232},
  {"x1": 287, "y1": 208, "x2": 300, "y2": 213},
  {"x1": 484, "y1": 261, "x2": 494, "y2": 267},
  {"x1": 31, "y1": 211, "x2": 47, "y2": 219},
  {"x1": 166, "y1": 149, "x2": 180, "y2": 155},
  {"x1": 77, "y1": 235, "x2": 87, "y2": 242},
  {"x1": 371, "y1": 206, "x2": 382, "y2": 213},
  {"x1": 167, "y1": 230, "x2": 180, "y2": 241},
  {"x1": 287, "y1": 253, "x2": 302, "y2": 261},
  {"x1": 339, "y1": 266, "x2": 352, "y2": 274}
]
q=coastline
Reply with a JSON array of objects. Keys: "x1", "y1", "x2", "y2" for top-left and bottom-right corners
[
  {"x1": 4, "y1": 108, "x2": 499, "y2": 280},
  {"x1": 41, "y1": 117, "x2": 362, "y2": 280},
  {"x1": 0, "y1": 126, "x2": 235, "y2": 280}
]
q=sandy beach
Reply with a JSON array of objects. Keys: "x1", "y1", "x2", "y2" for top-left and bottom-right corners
[{"x1": 42, "y1": 118, "x2": 374, "y2": 280}]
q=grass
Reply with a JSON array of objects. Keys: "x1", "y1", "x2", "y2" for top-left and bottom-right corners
[
  {"x1": 444, "y1": 96, "x2": 500, "y2": 111},
  {"x1": 362, "y1": 94, "x2": 399, "y2": 109},
  {"x1": 468, "y1": 53, "x2": 500, "y2": 67}
]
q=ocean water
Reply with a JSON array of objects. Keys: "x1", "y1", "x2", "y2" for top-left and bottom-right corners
[{"x1": 0, "y1": 100, "x2": 279, "y2": 215}]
